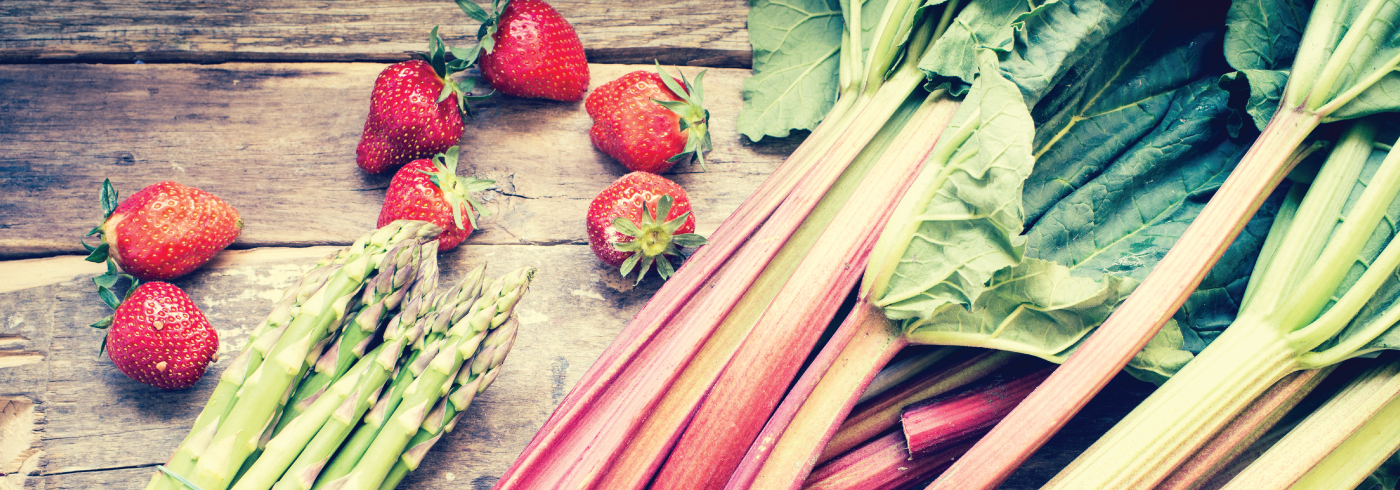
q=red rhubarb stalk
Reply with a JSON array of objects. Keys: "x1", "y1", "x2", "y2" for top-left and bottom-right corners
[
  {"x1": 820, "y1": 350, "x2": 1020, "y2": 464},
  {"x1": 803, "y1": 432, "x2": 974, "y2": 490},
  {"x1": 652, "y1": 87, "x2": 960, "y2": 490},
  {"x1": 902, "y1": 366, "x2": 1053, "y2": 455}
]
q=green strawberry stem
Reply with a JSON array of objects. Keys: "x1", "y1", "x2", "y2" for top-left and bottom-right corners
[
  {"x1": 424, "y1": 147, "x2": 494, "y2": 232},
  {"x1": 613, "y1": 194, "x2": 708, "y2": 283},
  {"x1": 654, "y1": 64, "x2": 713, "y2": 171}
]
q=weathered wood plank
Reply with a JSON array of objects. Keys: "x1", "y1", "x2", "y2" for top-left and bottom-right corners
[
  {"x1": 0, "y1": 0, "x2": 754, "y2": 66},
  {"x1": 0, "y1": 62, "x2": 800, "y2": 260}
]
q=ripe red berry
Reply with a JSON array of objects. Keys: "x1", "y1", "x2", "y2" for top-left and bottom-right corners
[
  {"x1": 472, "y1": 0, "x2": 590, "y2": 101},
  {"x1": 85, "y1": 179, "x2": 242, "y2": 282},
  {"x1": 104, "y1": 282, "x2": 219, "y2": 390},
  {"x1": 378, "y1": 146, "x2": 494, "y2": 251},
  {"x1": 586, "y1": 172, "x2": 707, "y2": 283},
  {"x1": 586, "y1": 66, "x2": 712, "y2": 174},
  {"x1": 358, "y1": 28, "x2": 476, "y2": 174}
]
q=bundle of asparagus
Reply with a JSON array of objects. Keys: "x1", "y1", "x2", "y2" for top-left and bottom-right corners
[{"x1": 146, "y1": 220, "x2": 536, "y2": 490}]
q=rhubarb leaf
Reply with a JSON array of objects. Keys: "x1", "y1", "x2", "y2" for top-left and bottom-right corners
[
  {"x1": 738, "y1": 0, "x2": 844, "y2": 141},
  {"x1": 996, "y1": 0, "x2": 1151, "y2": 106},
  {"x1": 866, "y1": 49, "x2": 1035, "y2": 320},
  {"x1": 1220, "y1": 0, "x2": 1309, "y2": 132},
  {"x1": 917, "y1": 0, "x2": 1027, "y2": 94},
  {"x1": 1026, "y1": 25, "x2": 1224, "y2": 224}
]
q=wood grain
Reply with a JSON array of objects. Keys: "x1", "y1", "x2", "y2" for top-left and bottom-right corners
[
  {"x1": 0, "y1": 62, "x2": 800, "y2": 260},
  {"x1": 0, "y1": 0, "x2": 754, "y2": 66},
  {"x1": 2, "y1": 242, "x2": 668, "y2": 489}
]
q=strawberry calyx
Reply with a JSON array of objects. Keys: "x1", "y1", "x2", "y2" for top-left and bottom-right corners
[
  {"x1": 80, "y1": 178, "x2": 139, "y2": 334},
  {"x1": 652, "y1": 63, "x2": 714, "y2": 171},
  {"x1": 611, "y1": 194, "x2": 708, "y2": 284},
  {"x1": 455, "y1": 0, "x2": 512, "y2": 54},
  {"x1": 420, "y1": 146, "x2": 495, "y2": 232},
  {"x1": 422, "y1": 26, "x2": 492, "y2": 123}
]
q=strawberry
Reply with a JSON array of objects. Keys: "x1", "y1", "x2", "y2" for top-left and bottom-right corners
[
  {"x1": 101, "y1": 281, "x2": 219, "y2": 390},
  {"x1": 586, "y1": 172, "x2": 707, "y2": 283},
  {"x1": 586, "y1": 65, "x2": 712, "y2": 174},
  {"x1": 84, "y1": 179, "x2": 242, "y2": 285},
  {"x1": 457, "y1": 0, "x2": 590, "y2": 101},
  {"x1": 377, "y1": 146, "x2": 494, "y2": 251},
  {"x1": 357, "y1": 27, "x2": 486, "y2": 174}
]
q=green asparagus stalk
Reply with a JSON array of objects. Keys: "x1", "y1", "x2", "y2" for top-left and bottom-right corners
[
  {"x1": 379, "y1": 316, "x2": 519, "y2": 490},
  {"x1": 310, "y1": 265, "x2": 489, "y2": 489},
  {"x1": 148, "y1": 246, "x2": 361, "y2": 490},
  {"x1": 277, "y1": 240, "x2": 431, "y2": 434},
  {"x1": 231, "y1": 337, "x2": 403, "y2": 490},
  {"x1": 325, "y1": 266, "x2": 534, "y2": 490},
  {"x1": 265, "y1": 251, "x2": 448, "y2": 490},
  {"x1": 150, "y1": 220, "x2": 443, "y2": 490}
]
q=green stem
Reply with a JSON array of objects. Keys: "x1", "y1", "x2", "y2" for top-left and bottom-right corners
[
  {"x1": 1305, "y1": 0, "x2": 1389, "y2": 112},
  {"x1": 1221, "y1": 353, "x2": 1400, "y2": 490},
  {"x1": 1042, "y1": 319, "x2": 1301, "y2": 489}
]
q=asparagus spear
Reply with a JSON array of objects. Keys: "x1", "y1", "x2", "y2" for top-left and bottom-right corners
[
  {"x1": 324, "y1": 266, "x2": 535, "y2": 490},
  {"x1": 150, "y1": 220, "x2": 443, "y2": 490},
  {"x1": 264, "y1": 254, "x2": 461, "y2": 490},
  {"x1": 309, "y1": 265, "x2": 490, "y2": 489},
  {"x1": 379, "y1": 315, "x2": 520, "y2": 490},
  {"x1": 277, "y1": 240, "x2": 431, "y2": 433},
  {"x1": 149, "y1": 247, "x2": 350, "y2": 490}
]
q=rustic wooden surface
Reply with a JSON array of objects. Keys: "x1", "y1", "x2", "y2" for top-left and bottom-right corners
[{"x1": 0, "y1": 2, "x2": 1157, "y2": 489}]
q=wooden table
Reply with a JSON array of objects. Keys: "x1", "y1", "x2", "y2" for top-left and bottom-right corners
[{"x1": 0, "y1": 2, "x2": 1156, "y2": 488}]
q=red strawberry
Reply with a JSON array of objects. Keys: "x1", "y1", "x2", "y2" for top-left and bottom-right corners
[
  {"x1": 357, "y1": 28, "x2": 482, "y2": 174},
  {"x1": 84, "y1": 179, "x2": 242, "y2": 282},
  {"x1": 378, "y1": 146, "x2": 494, "y2": 251},
  {"x1": 586, "y1": 66, "x2": 712, "y2": 174},
  {"x1": 103, "y1": 282, "x2": 219, "y2": 390},
  {"x1": 459, "y1": 0, "x2": 589, "y2": 101},
  {"x1": 586, "y1": 172, "x2": 707, "y2": 282}
]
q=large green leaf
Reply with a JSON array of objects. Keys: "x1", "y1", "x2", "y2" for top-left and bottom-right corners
[
  {"x1": 916, "y1": 0, "x2": 1027, "y2": 94},
  {"x1": 1026, "y1": 26, "x2": 1224, "y2": 223},
  {"x1": 996, "y1": 0, "x2": 1151, "y2": 106},
  {"x1": 1224, "y1": 0, "x2": 1311, "y2": 71},
  {"x1": 868, "y1": 49, "x2": 1036, "y2": 321},
  {"x1": 1219, "y1": 0, "x2": 1309, "y2": 131},
  {"x1": 737, "y1": 0, "x2": 845, "y2": 141}
]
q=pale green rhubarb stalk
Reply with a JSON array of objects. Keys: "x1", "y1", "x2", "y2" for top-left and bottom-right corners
[
  {"x1": 495, "y1": 2, "x2": 961, "y2": 488},
  {"x1": 148, "y1": 220, "x2": 443, "y2": 490},
  {"x1": 229, "y1": 247, "x2": 442, "y2": 490},
  {"x1": 932, "y1": 1, "x2": 1400, "y2": 486},
  {"x1": 1041, "y1": 120, "x2": 1400, "y2": 489},
  {"x1": 302, "y1": 264, "x2": 488, "y2": 490},
  {"x1": 1156, "y1": 367, "x2": 1336, "y2": 490},
  {"x1": 1222, "y1": 352, "x2": 1400, "y2": 490},
  {"x1": 319, "y1": 266, "x2": 533, "y2": 490}
]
